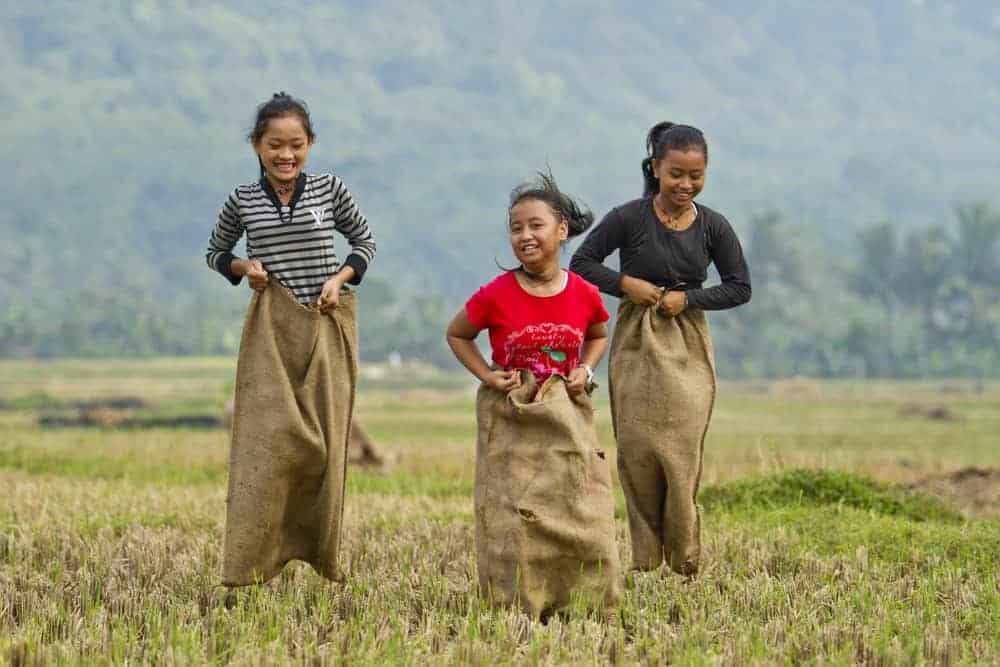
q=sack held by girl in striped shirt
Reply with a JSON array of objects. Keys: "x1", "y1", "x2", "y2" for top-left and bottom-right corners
[{"x1": 206, "y1": 92, "x2": 375, "y2": 590}]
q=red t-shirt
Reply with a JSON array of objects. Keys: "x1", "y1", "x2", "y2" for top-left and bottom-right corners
[{"x1": 465, "y1": 270, "x2": 609, "y2": 382}]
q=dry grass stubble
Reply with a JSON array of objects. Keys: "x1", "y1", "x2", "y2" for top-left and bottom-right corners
[{"x1": 1, "y1": 363, "x2": 998, "y2": 663}]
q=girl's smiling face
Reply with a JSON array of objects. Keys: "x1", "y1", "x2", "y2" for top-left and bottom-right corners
[
  {"x1": 508, "y1": 198, "x2": 568, "y2": 268},
  {"x1": 254, "y1": 115, "x2": 312, "y2": 184},
  {"x1": 653, "y1": 148, "x2": 707, "y2": 208}
]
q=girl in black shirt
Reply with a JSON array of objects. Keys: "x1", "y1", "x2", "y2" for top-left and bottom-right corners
[{"x1": 570, "y1": 122, "x2": 750, "y2": 576}]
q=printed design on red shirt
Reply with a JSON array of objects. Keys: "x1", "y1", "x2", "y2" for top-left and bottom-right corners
[{"x1": 502, "y1": 322, "x2": 584, "y2": 380}]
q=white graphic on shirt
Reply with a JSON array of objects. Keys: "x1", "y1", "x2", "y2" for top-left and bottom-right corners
[{"x1": 309, "y1": 207, "x2": 327, "y2": 228}]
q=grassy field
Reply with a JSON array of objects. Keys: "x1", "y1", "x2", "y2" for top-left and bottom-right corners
[{"x1": 1, "y1": 359, "x2": 998, "y2": 664}]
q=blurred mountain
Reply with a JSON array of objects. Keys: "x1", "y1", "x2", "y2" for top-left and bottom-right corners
[{"x1": 2, "y1": 1, "x2": 998, "y2": 369}]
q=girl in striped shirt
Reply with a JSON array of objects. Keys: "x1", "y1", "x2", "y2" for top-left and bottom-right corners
[{"x1": 206, "y1": 93, "x2": 376, "y2": 590}]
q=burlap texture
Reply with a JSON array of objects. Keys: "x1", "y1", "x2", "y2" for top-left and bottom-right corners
[
  {"x1": 475, "y1": 372, "x2": 622, "y2": 619},
  {"x1": 609, "y1": 302, "x2": 716, "y2": 575},
  {"x1": 222, "y1": 284, "x2": 358, "y2": 586}
]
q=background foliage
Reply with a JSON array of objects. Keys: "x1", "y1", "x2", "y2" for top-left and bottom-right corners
[{"x1": 2, "y1": 1, "x2": 998, "y2": 376}]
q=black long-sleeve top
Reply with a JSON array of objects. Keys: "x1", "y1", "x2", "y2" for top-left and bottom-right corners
[{"x1": 570, "y1": 198, "x2": 751, "y2": 311}]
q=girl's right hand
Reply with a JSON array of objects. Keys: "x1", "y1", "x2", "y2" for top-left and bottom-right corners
[
  {"x1": 621, "y1": 275, "x2": 664, "y2": 306},
  {"x1": 243, "y1": 260, "x2": 269, "y2": 292},
  {"x1": 485, "y1": 369, "x2": 522, "y2": 393}
]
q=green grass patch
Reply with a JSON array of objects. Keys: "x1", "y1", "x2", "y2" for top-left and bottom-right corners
[
  {"x1": 2, "y1": 391, "x2": 63, "y2": 410},
  {"x1": 702, "y1": 468, "x2": 964, "y2": 523},
  {"x1": 0, "y1": 444, "x2": 474, "y2": 498},
  {"x1": 0, "y1": 445, "x2": 224, "y2": 485}
]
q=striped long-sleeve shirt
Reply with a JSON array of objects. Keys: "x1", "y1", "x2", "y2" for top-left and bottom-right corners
[{"x1": 206, "y1": 173, "x2": 376, "y2": 304}]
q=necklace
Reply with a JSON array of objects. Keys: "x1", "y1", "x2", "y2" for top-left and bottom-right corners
[
  {"x1": 519, "y1": 266, "x2": 561, "y2": 285},
  {"x1": 654, "y1": 194, "x2": 696, "y2": 230},
  {"x1": 274, "y1": 181, "x2": 296, "y2": 197}
]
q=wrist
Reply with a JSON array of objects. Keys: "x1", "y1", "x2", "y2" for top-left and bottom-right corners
[
  {"x1": 474, "y1": 366, "x2": 497, "y2": 383},
  {"x1": 580, "y1": 364, "x2": 595, "y2": 385},
  {"x1": 336, "y1": 266, "x2": 357, "y2": 284}
]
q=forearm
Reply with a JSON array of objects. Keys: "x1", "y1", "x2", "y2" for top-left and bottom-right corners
[
  {"x1": 447, "y1": 336, "x2": 494, "y2": 382},
  {"x1": 229, "y1": 257, "x2": 250, "y2": 277},
  {"x1": 685, "y1": 281, "x2": 751, "y2": 310},
  {"x1": 329, "y1": 264, "x2": 357, "y2": 286},
  {"x1": 579, "y1": 336, "x2": 608, "y2": 369}
]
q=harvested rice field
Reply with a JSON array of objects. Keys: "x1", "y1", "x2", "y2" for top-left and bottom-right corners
[{"x1": 1, "y1": 359, "x2": 998, "y2": 664}]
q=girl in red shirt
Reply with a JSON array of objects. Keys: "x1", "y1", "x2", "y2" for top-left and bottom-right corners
[
  {"x1": 446, "y1": 173, "x2": 621, "y2": 619},
  {"x1": 447, "y1": 174, "x2": 609, "y2": 390}
]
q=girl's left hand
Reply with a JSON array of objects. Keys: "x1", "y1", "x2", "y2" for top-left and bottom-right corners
[
  {"x1": 658, "y1": 290, "x2": 687, "y2": 317},
  {"x1": 566, "y1": 367, "x2": 590, "y2": 396},
  {"x1": 317, "y1": 278, "x2": 344, "y2": 312}
]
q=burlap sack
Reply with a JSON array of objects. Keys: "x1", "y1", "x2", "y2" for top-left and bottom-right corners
[
  {"x1": 222, "y1": 283, "x2": 358, "y2": 586},
  {"x1": 608, "y1": 302, "x2": 716, "y2": 575},
  {"x1": 475, "y1": 372, "x2": 622, "y2": 619}
]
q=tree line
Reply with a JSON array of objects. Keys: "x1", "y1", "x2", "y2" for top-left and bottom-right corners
[
  {"x1": 2, "y1": 203, "x2": 996, "y2": 379},
  {"x1": 712, "y1": 202, "x2": 999, "y2": 378}
]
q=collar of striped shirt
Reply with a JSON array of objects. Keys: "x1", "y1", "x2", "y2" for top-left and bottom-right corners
[{"x1": 259, "y1": 173, "x2": 308, "y2": 220}]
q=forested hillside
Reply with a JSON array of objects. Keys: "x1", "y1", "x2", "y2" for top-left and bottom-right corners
[{"x1": 2, "y1": 1, "x2": 998, "y2": 375}]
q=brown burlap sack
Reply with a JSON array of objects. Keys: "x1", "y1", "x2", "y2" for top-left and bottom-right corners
[
  {"x1": 222, "y1": 283, "x2": 358, "y2": 586},
  {"x1": 475, "y1": 372, "x2": 622, "y2": 619},
  {"x1": 608, "y1": 302, "x2": 716, "y2": 575}
]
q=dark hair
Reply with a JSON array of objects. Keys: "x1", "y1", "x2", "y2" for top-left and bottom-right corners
[
  {"x1": 641, "y1": 122, "x2": 708, "y2": 197},
  {"x1": 508, "y1": 170, "x2": 594, "y2": 240},
  {"x1": 248, "y1": 92, "x2": 315, "y2": 177}
]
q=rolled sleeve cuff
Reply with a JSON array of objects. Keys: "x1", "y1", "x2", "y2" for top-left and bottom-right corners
[
  {"x1": 608, "y1": 272, "x2": 625, "y2": 298},
  {"x1": 342, "y1": 254, "x2": 369, "y2": 285},
  {"x1": 215, "y1": 252, "x2": 243, "y2": 286}
]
